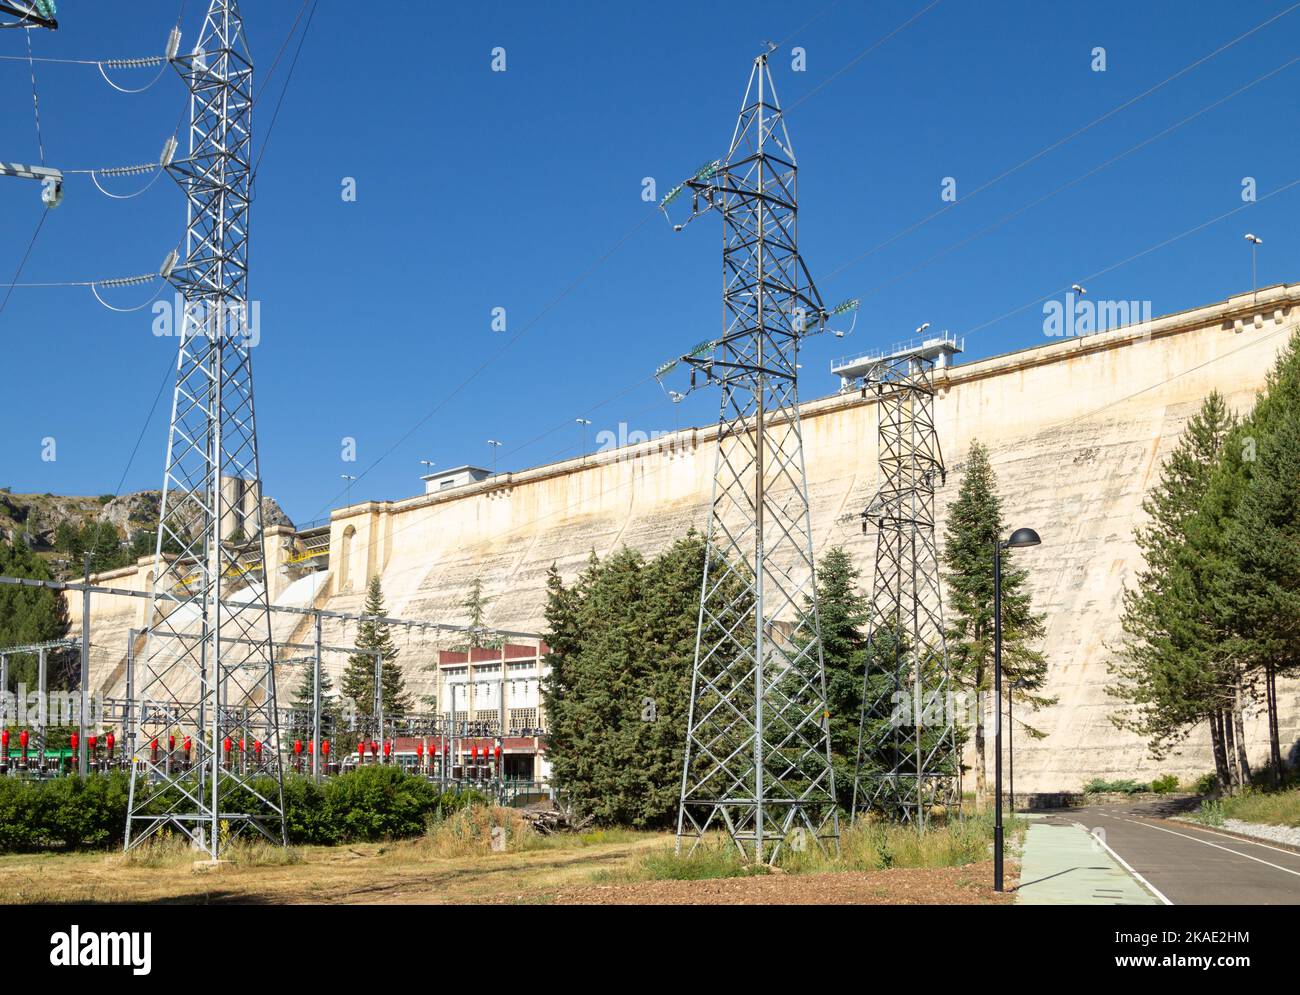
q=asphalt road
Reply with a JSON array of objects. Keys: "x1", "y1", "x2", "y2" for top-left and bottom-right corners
[{"x1": 1056, "y1": 800, "x2": 1300, "y2": 905}]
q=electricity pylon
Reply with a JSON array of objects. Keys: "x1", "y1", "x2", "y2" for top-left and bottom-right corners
[
  {"x1": 0, "y1": 1, "x2": 57, "y2": 30},
  {"x1": 126, "y1": 0, "x2": 287, "y2": 858},
  {"x1": 2, "y1": 2, "x2": 61, "y2": 204},
  {"x1": 848, "y1": 338, "x2": 962, "y2": 827},
  {"x1": 657, "y1": 50, "x2": 849, "y2": 864}
]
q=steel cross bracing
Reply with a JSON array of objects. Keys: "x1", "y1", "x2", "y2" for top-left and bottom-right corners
[
  {"x1": 125, "y1": 0, "x2": 284, "y2": 858},
  {"x1": 850, "y1": 348, "x2": 960, "y2": 826},
  {"x1": 0, "y1": 2, "x2": 57, "y2": 30},
  {"x1": 660, "y1": 52, "x2": 839, "y2": 864}
]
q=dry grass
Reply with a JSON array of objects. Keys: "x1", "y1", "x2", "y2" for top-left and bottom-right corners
[
  {"x1": 0, "y1": 827, "x2": 664, "y2": 905},
  {"x1": 1220, "y1": 787, "x2": 1300, "y2": 828},
  {"x1": 0, "y1": 806, "x2": 1015, "y2": 906}
]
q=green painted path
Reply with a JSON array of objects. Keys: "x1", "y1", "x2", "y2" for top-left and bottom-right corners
[{"x1": 1015, "y1": 819, "x2": 1161, "y2": 905}]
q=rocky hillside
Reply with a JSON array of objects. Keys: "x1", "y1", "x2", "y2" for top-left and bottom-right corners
[{"x1": 0, "y1": 489, "x2": 293, "y2": 555}]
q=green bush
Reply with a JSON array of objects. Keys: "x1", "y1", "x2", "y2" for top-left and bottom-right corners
[
  {"x1": 1083, "y1": 778, "x2": 1149, "y2": 795},
  {"x1": 321, "y1": 765, "x2": 441, "y2": 842},
  {"x1": 1190, "y1": 799, "x2": 1226, "y2": 827},
  {"x1": 1193, "y1": 772, "x2": 1219, "y2": 796},
  {"x1": 0, "y1": 775, "x2": 52, "y2": 851},
  {"x1": 42, "y1": 771, "x2": 131, "y2": 848},
  {"x1": 280, "y1": 773, "x2": 334, "y2": 845},
  {"x1": 0, "y1": 768, "x2": 491, "y2": 853},
  {"x1": 1150, "y1": 774, "x2": 1180, "y2": 794}
]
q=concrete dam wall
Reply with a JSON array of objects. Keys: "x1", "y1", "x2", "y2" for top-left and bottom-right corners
[{"x1": 72, "y1": 283, "x2": 1300, "y2": 793}]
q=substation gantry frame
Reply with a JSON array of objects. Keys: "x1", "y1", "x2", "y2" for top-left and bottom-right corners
[{"x1": 842, "y1": 336, "x2": 964, "y2": 828}]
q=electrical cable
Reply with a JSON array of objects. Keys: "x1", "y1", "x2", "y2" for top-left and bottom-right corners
[
  {"x1": 324, "y1": 308, "x2": 1300, "y2": 626},
  {"x1": 959, "y1": 175, "x2": 1300, "y2": 341},
  {"x1": 0, "y1": 209, "x2": 47, "y2": 322},
  {"x1": 24, "y1": 23, "x2": 44, "y2": 163},
  {"x1": 251, "y1": 0, "x2": 317, "y2": 183},
  {"x1": 786, "y1": 0, "x2": 943, "y2": 112},
  {"x1": 842, "y1": 51, "x2": 1300, "y2": 301},
  {"x1": 299, "y1": 1, "x2": 922, "y2": 522},
  {"x1": 107, "y1": 349, "x2": 181, "y2": 504},
  {"x1": 823, "y1": 0, "x2": 1300, "y2": 281}
]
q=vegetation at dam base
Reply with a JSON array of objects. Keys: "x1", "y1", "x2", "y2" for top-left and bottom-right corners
[
  {"x1": 1109, "y1": 331, "x2": 1300, "y2": 793},
  {"x1": 4, "y1": 340, "x2": 1298, "y2": 863},
  {"x1": 0, "y1": 766, "x2": 488, "y2": 853}
]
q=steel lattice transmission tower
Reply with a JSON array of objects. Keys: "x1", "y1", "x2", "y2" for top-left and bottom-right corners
[
  {"x1": 847, "y1": 337, "x2": 962, "y2": 827},
  {"x1": 0, "y1": 1, "x2": 57, "y2": 30},
  {"x1": 658, "y1": 51, "x2": 851, "y2": 864},
  {"x1": 126, "y1": 0, "x2": 287, "y2": 857}
]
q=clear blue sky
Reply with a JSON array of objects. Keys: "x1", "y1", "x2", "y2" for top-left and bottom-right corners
[{"x1": 2, "y1": 0, "x2": 1296, "y2": 525}]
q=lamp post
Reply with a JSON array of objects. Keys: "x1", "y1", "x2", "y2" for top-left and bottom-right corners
[
  {"x1": 994, "y1": 526, "x2": 1041, "y2": 893},
  {"x1": 340, "y1": 474, "x2": 356, "y2": 507},
  {"x1": 1245, "y1": 233, "x2": 1262, "y2": 303},
  {"x1": 1009, "y1": 676, "x2": 1029, "y2": 818},
  {"x1": 575, "y1": 418, "x2": 592, "y2": 462},
  {"x1": 487, "y1": 439, "x2": 502, "y2": 476}
]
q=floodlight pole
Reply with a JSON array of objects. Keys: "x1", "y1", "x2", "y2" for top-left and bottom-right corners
[{"x1": 993, "y1": 537, "x2": 1005, "y2": 892}]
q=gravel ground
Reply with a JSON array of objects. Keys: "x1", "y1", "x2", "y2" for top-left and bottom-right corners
[
  {"x1": 1220, "y1": 818, "x2": 1300, "y2": 848},
  {"x1": 1174, "y1": 816, "x2": 1300, "y2": 849},
  {"x1": 541, "y1": 862, "x2": 1013, "y2": 905}
]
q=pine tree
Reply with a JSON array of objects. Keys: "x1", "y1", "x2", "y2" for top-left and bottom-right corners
[
  {"x1": 54, "y1": 521, "x2": 81, "y2": 559},
  {"x1": 459, "y1": 576, "x2": 499, "y2": 650},
  {"x1": 792, "y1": 546, "x2": 868, "y2": 808},
  {"x1": 340, "y1": 576, "x2": 411, "y2": 721},
  {"x1": 1220, "y1": 332, "x2": 1300, "y2": 783},
  {"x1": 540, "y1": 559, "x2": 585, "y2": 807},
  {"x1": 540, "y1": 531, "x2": 734, "y2": 828},
  {"x1": 0, "y1": 536, "x2": 73, "y2": 690},
  {"x1": 635, "y1": 531, "x2": 710, "y2": 826},
  {"x1": 943, "y1": 441, "x2": 1051, "y2": 808},
  {"x1": 290, "y1": 663, "x2": 342, "y2": 737},
  {"x1": 1110, "y1": 393, "x2": 1238, "y2": 786}
]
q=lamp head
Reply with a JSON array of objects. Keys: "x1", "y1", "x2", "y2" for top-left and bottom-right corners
[{"x1": 1004, "y1": 527, "x2": 1042, "y2": 549}]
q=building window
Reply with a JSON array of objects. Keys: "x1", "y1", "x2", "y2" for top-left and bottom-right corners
[{"x1": 509, "y1": 708, "x2": 539, "y2": 735}]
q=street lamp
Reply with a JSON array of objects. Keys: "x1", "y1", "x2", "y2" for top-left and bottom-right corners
[
  {"x1": 487, "y1": 439, "x2": 502, "y2": 476},
  {"x1": 340, "y1": 474, "x2": 357, "y2": 507},
  {"x1": 575, "y1": 418, "x2": 592, "y2": 461},
  {"x1": 994, "y1": 526, "x2": 1041, "y2": 893},
  {"x1": 1245, "y1": 233, "x2": 1263, "y2": 302},
  {"x1": 1009, "y1": 676, "x2": 1030, "y2": 818}
]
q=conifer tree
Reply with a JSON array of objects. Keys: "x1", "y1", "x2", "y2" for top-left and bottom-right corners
[
  {"x1": 792, "y1": 546, "x2": 868, "y2": 807},
  {"x1": 1110, "y1": 393, "x2": 1239, "y2": 785},
  {"x1": 291, "y1": 663, "x2": 342, "y2": 736},
  {"x1": 1220, "y1": 332, "x2": 1300, "y2": 782},
  {"x1": 541, "y1": 531, "x2": 740, "y2": 828},
  {"x1": 459, "y1": 576, "x2": 499, "y2": 649},
  {"x1": 341, "y1": 576, "x2": 411, "y2": 720},
  {"x1": 0, "y1": 537, "x2": 72, "y2": 689},
  {"x1": 634, "y1": 531, "x2": 710, "y2": 824},
  {"x1": 943, "y1": 441, "x2": 1050, "y2": 807}
]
